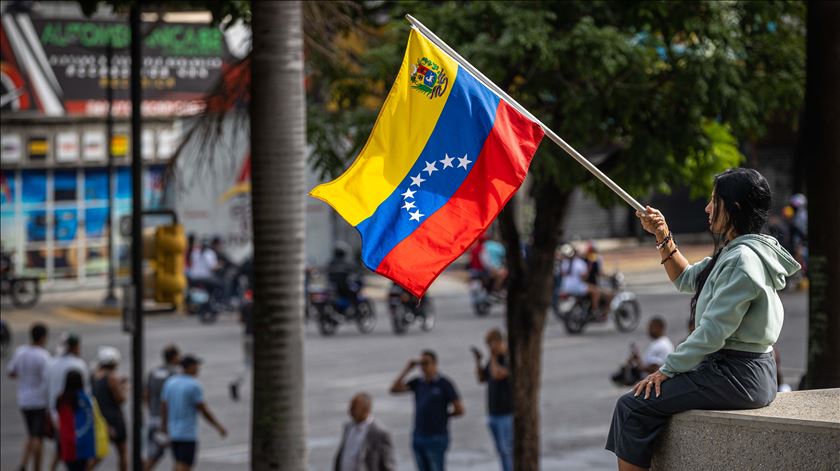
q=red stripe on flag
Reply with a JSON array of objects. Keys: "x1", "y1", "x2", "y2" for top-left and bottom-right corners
[
  {"x1": 376, "y1": 100, "x2": 544, "y2": 297},
  {"x1": 58, "y1": 402, "x2": 78, "y2": 462}
]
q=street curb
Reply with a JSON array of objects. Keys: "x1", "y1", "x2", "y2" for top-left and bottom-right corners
[{"x1": 64, "y1": 305, "x2": 122, "y2": 318}]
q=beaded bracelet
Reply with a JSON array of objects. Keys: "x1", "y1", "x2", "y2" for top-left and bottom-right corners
[
  {"x1": 661, "y1": 248, "x2": 679, "y2": 265},
  {"x1": 656, "y1": 232, "x2": 674, "y2": 250}
]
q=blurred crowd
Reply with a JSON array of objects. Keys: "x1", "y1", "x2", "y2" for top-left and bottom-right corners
[{"x1": 6, "y1": 324, "x2": 225, "y2": 471}]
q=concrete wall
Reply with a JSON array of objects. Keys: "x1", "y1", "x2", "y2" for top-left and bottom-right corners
[{"x1": 651, "y1": 389, "x2": 840, "y2": 471}]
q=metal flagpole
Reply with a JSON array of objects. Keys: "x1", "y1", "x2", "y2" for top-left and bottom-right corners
[{"x1": 405, "y1": 14, "x2": 645, "y2": 212}]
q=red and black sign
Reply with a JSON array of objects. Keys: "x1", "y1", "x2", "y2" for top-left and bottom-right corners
[{"x1": 1, "y1": 13, "x2": 235, "y2": 117}]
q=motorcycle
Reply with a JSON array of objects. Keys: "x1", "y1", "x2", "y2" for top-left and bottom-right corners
[
  {"x1": 388, "y1": 283, "x2": 435, "y2": 335},
  {"x1": 187, "y1": 258, "x2": 252, "y2": 325},
  {"x1": 1, "y1": 251, "x2": 40, "y2": 309},
  {"x1": 311, "y1": 273, "x2": 376, "y2": 336},
  {"x1": 186, "y1": 279, "x2": 224, "y2": 324},
  {"x1": 469, "y1": 270, "x2": 505, "y2": 317},
  {"x1": 555, "y1": 272, "x2": 641, "y2": 334}
]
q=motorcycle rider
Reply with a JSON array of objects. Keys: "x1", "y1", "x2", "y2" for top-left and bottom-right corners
[
  {"x1": 558, "y1": 244, "x2": 591, "y2": 299},
  {"x1": 210, "y1": 236, "x2": 240, "y2": 305},
  {"x1": 327, "y1": 242, "x2": 360, "y2": 307},
  {"x1": 480, "y1": 236, "x2": 507, "y2": 293},
  {"x1": 585, "y1": 242, "x2": 612, "y2": 318},
  {"x1": 188, "y1": 237, "x2": 224, "y2": 305}
]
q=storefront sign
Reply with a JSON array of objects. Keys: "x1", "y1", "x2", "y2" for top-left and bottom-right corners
[
  {"x1": 1, "y1": 14, "x2": 233, "y2": 117},
  {"x1": 55, "y1": 132, "x2": 79, "y2": 162},
  {"x1": 111, "y1": 135, "x2": 128, "y2": 157},
  {"x1": 28, "y1": 136, "x2": 49, "y2": 160},
  {"x1": 82, "y1": 131, "x2": 106, "y2": 161},
  {"x1": 1, "y1": 134, "x2": 22, "y2": 163}
]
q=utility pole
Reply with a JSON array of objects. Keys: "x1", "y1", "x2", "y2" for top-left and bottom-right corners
[
  {"x1": 129, "y1": 5, "x2": 145, "y2": 469},
  {"x1": 103, "y1": 40, "x2": 117, "y2": 306}
]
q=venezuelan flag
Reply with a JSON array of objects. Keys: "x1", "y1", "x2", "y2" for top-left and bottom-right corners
[
  {"x1": 310, "y1": 29, "x2": 544, "y2": 297},
  {"x1": 58, "y1": 393, "x2": 109, "y2": 462}
]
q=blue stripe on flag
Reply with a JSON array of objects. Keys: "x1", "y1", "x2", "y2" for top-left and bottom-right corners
[{"x1": 356, "y1": 69, "x2": 500, "y2": 270}]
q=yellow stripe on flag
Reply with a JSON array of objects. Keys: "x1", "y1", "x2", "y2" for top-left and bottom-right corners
[
  {"x1": 310, "y1": 29, "x2": 459, "y2": 226},
  {"x1": 92, "y1": 398, "x2": 110, "y2": 458}
]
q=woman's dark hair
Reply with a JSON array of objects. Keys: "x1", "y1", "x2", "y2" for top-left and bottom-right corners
[
  {"x1": 689, "y1": 168, "x2": 771, "y2": 324},
  {"x1": 57, "y1": 369, "x2": 84, "y2": 410}
]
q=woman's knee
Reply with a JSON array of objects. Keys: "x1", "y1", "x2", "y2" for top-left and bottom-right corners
[{"x1": 616, "y1": 391, "x2": 644, "y2": 412}]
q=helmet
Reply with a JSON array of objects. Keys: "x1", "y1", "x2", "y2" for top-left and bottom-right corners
[
  {"x1": 560, "y1": 244, "x2": 575, "y2": 258},
  {"x1": 97, "y1": 346, "x2": 121, "y2": 366}
]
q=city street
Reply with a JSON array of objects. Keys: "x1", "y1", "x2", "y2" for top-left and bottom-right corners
[
  {"x1": 0, "y1": 1, "x2": 829, "y2": 470},
  {"x1": 1, "y1": 270, "x2": 808, "y2": 470}
]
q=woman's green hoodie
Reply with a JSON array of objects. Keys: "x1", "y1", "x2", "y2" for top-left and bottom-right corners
[{"x1": 660, "y1": 234, "x2": 800, "y2": 377}]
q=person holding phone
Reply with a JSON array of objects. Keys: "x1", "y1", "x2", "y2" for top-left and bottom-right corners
[
  {"x1": 390, "y1": 350, "x2": 464, "y2": 471},
  {"x1": 472, "y1": 329, "x2": 513, "y2": 471}
]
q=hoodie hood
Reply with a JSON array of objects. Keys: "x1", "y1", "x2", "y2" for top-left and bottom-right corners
[{"x1": 727, "y1": 234, "x2": 801, "y2": 290}]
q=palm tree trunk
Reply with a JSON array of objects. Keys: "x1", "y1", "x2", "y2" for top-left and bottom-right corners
[{"x1": 249, "y1": 1, "x2": 308, "y2": 469}]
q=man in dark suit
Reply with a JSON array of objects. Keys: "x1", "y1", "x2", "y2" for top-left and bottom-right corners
[{"x1": 335, "y1": 393, "x2": 396, "y2": 471}]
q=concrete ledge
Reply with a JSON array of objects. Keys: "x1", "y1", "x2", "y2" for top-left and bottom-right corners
[{"x1": 651, "y1": 389, "x2": 840, "y2": 471}]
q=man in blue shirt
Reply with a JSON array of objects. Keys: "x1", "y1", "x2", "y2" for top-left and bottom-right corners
[
  {"x1": 390, "y1": 350, "x2": 464, "y2": 471},
  {"x1": 161, "y1": 355, "x2": 226, "y2": 470}
]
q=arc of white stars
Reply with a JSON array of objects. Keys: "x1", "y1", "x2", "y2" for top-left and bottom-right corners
[
  {"x1": 457, "y1": 154, "x2": 472, "y2": 169},
  {"x1": 410, "y1": 173, "x2": 426, "y2": 187},
  {"x1": 423, "y1": 160, "x2": 438, "y2": 175},
  {"x1": 409, "y1": 209, "x2": 424, "y2": 222}
]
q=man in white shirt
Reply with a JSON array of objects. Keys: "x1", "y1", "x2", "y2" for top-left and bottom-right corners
[
  {"x1": 612, "y1": 318, "x2": 674, "y2": 386},
  {"x1": 45, "y1": 334, "x2": 90, "y2": 419},
  {"x1": 7, "y1": 323, "x2": 51, "y2": 471},
  {"x1": 188, "y1": 244, "x2": 218, "y2": 280},
  {"x1": 187, "y1": 241, "x2": 224, "y2": 304},
  {"x1": 334, "y1": 393, "x2": 395, "y2": 471},
  {"x1": 558, "y1": 244, "x2": 590, "y2": 297},
  {"x1": 641, "y1": 318, "x2": 674, "y2": 371}
]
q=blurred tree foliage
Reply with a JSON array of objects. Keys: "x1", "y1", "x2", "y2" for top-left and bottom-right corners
[{"x1": 309, "y1": 1, "x2": 805, "y2": 203}]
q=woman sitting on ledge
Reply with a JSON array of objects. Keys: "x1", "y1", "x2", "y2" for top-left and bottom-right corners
[{"x1": 606, "y1": 168, "x2": 800, "y2": 471}]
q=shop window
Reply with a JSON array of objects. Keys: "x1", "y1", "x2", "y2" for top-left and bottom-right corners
[
  {"x1": 54, "y1": 209, "x2": 79, "y2": 244},
  {"x1": 84, "y1": 168, "x2": 109, "y2": 201},
  {"x1": 25, "y1": 209, "x2": 47, "y2": 242},
  {"x1": 22, "y1": 170, "x2": 47, "y2": 204},
  {"x1": 85, "y1": 207, "x2": 109, "y2": 239},
  {"x1": 85, "y1": 244, "x2": 108, "y2": 276},
  {"x1": 54, "y1": 170, "x2": 78, "y2": 202},
  {"x1": 116, "y1": 167, "x2": 132, "y2": 199}
]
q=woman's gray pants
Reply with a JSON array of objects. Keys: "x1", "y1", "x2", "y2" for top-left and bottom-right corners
[{"x1": 606, "y1": 349, "x2": 777, "y2": 468}]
